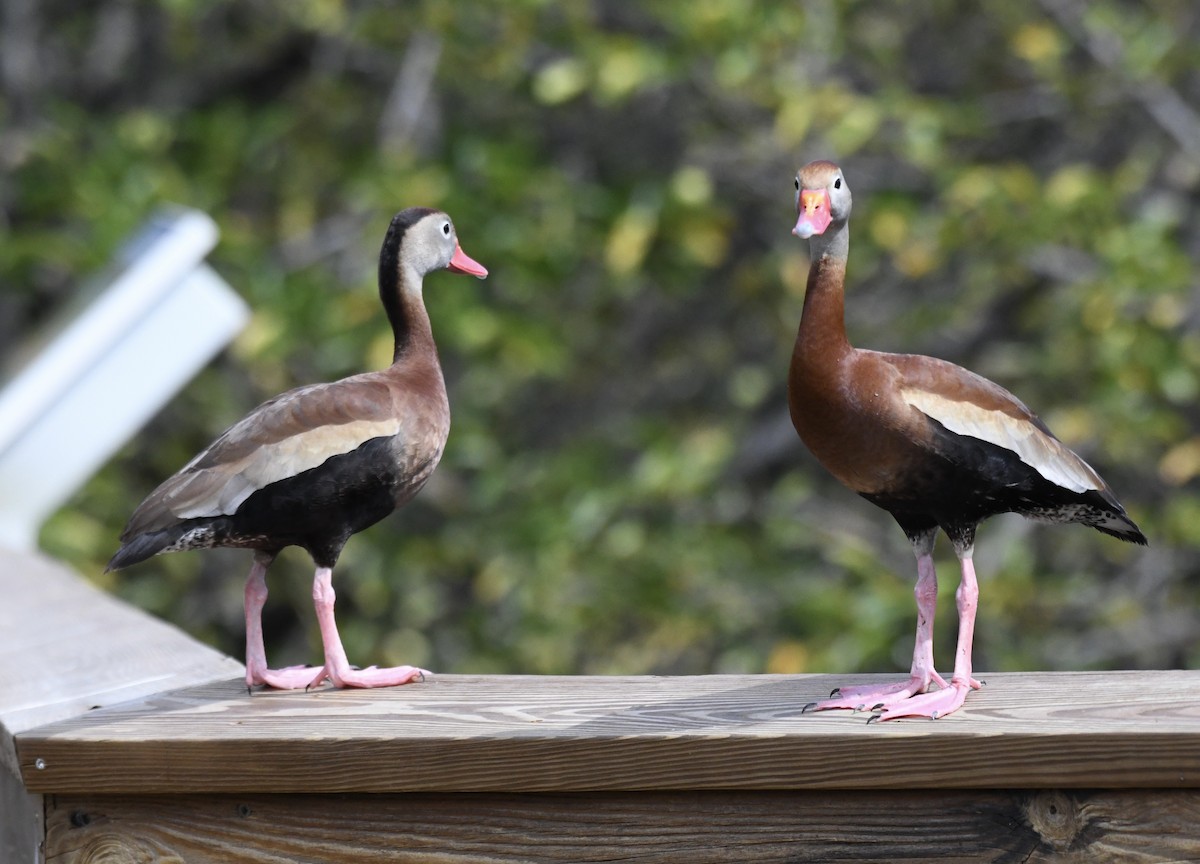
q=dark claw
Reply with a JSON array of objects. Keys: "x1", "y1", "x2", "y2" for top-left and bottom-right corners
[
  {"x1": 801, "y1": 701, "x2": 818, "y2": 714},
  {"x1": 866, "y1": 713, "x2": 882, "y2": 725},
  {"x1": 871, "y1": 702, "x2": 885, "y2": 711},
  {"x1": 415, "y1": 670, "x2": 427, "y2": 683},
  {"x1": 829, "y1": 687, "x2": 841, "y2": 698}
]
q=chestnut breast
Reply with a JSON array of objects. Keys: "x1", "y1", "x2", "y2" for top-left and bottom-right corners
[
  {"x1": 381, "y1": 359, "x2": 450, "y2": 508},
  {"x1": 788, "y1": 345, "x2": 937, "y2": 497}
]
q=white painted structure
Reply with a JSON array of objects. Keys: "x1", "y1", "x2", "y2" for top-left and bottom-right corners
[{"x1": 0, "y1": 209, "x2": 249, "y2": 550}]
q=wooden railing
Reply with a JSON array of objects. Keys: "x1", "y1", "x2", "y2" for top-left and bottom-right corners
[{"x1": 4, "y1": 547, "x2": 1200, "y2": 862}]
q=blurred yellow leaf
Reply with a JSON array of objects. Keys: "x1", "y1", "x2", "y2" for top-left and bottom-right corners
[
  {"x1": 1011, "y1": 22, "x2": 1063, "y2": 65},
  {"x1": 895, "y1": 239, "x2": 939, "y2": 278},
  {"x1": 678, "y1": 218, "x2": 729, "y2": 267},
  {"x1": 774, "y1": 99, "x2": 814, "y2": 147},
  {"x1": 1160, "y1": 438, "x2": 1200, "y2": 486},
  {"x1": 671, "y1": 166, "x2": 713, "y2": 206},
  {"x1": 596, "y1": 43, "x2": 665, "y2": 101},
  {"x1": 869, "y1": 209, "x2": 909, "y2": 252},
  {"x1": 1046, "y1": 165, "x2": 1095, "y2": 210},
  {"x1": 605, "y1": 203, "x2": 659, "y2": 276},
  {"x1": 766, "y1": 640, "x2": 809, "y2": 674},
  {"x1": 533, "y1": 57, "x2": 588, "y2": 105}
]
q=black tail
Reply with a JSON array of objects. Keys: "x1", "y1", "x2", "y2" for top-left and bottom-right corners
[
  {"x1": 1091, "y1": 514, "x2": 1148, "y2": 546},
  {"x1": 1085, "y1": 489, "x2": 1148, "y2": 546},
  {"x1": 106, "y1": 529, "x2": 182, "y2": 572}
]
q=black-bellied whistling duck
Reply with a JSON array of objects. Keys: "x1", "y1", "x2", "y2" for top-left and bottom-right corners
[
  {"x1": 788, "y1": 161, "x2": 1146, "y2": 721},
  {"x1": 107, "y1": 207, "x2": 487, "y2": 691}
]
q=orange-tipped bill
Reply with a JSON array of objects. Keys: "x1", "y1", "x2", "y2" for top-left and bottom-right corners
[
  {"x1": 793, "y1": 189, "x2": 832, "y2": 238},
  {"x1": 448, "y1": 244, "x2": 488, "y2": 278}
]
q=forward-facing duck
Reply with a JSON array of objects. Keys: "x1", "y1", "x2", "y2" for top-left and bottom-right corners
[{"x1": 787, "y1": 161, "x2": 1145, "y2": 721}]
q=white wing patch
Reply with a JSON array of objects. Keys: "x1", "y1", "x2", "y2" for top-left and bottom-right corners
[
  {"x1": 168, "y1": 418, "x2": 399, "y2": 519},
  {"x1": 900, "y1": 388, "x2": 1101, "y2": 494}
]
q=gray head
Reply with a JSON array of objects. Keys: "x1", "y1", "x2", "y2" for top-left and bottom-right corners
[{"x1": 792, "y1": 160, "x2": 852, "y2": 239}]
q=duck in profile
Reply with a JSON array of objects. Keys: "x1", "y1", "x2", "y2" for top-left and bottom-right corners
[{"x1": 108, "y1": 207, "x2": 488, "y2": 690}]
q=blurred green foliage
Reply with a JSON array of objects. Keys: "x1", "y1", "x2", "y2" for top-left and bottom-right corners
[{"x1": 4, "y1": 0, "x2": 1197, "y2": 679}]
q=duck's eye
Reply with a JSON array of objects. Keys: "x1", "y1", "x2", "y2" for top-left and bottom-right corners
[
  {"x1": 794, "y1": 178, "x2": 800, "y2": 190},
  {"x1": 442, "y1": 222, "x2": 451, "y2": 236},
  {"x1": 834, "y1": 177, "x2": 842, "y2": 189}
]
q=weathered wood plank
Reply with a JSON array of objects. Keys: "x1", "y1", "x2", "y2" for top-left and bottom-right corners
[
  {"x1": 0, "y1": 547, "x2": 243, "y2": 780},
  {"x1": 0, "y1": 765, "x2": 40, "y2": 864},
  {"x1": 42, "y1": 789, "x2": 1200, "y2": 863},
  {"x1": 18, "y1": 670, "x2": 1200, "y2": 794}
]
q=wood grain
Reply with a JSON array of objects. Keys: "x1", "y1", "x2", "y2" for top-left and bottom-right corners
[
  {"x1": 9, "y1": 551, "x2": 1200, "y2": 862},
  {"x1": 17, "y1": 670, "x2": 1200, "y2": 794},
  {"x1": 42, "y1": 789, "x2": 1200, "y2": 863},
  {"x1": 0, "y1": 548, "x2": 242, "y2": 778}
]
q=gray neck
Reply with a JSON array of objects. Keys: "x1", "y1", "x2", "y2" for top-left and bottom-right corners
[{"x1": 808, "y1": 218, "x2": 849, "y2": 263}]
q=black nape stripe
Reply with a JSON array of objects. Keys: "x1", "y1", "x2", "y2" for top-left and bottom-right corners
[{"x1": 378, "y1": 207, "x2": 438, "y2": 355}]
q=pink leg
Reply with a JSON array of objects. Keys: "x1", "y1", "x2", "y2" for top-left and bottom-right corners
[
  {"x1": 873, "y1": 549, "x2": 983, "y2": 721},
  {"x1": 243, "y1": 555, "x2": 271, "y2": 688},
  {"x1": 806, "y1": 536, "x2": 948, "y2": 713},
  {"x1": 294, "y1": 566, "x2": 428, "y2": 690},
  {"x1": 243, "y1": 553, "x2": 328, "y2": 690},
  {"x1": 243, "y1": 558, "x2": 428, "y2": 691}
]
